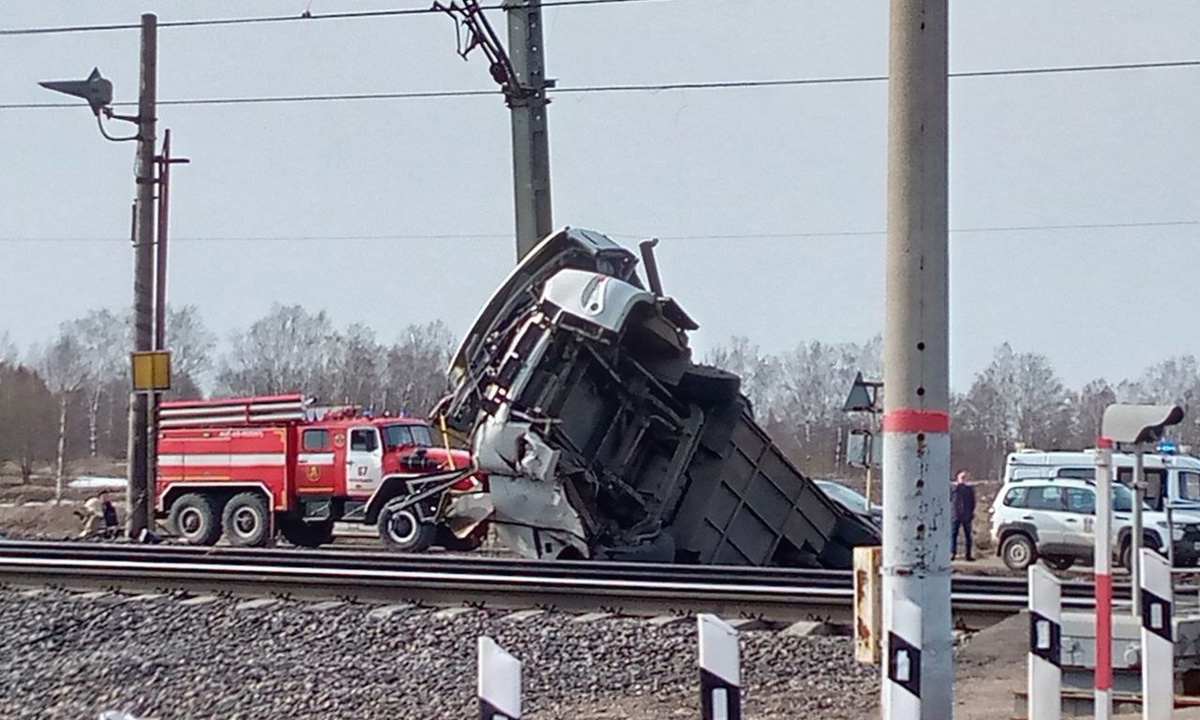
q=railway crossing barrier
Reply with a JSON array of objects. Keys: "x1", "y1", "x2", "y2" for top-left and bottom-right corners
[
  {"x1": 1024, "y1": 551, "x2": 1180, "y2": 720},
  {"x1": 477, "y1": 613, "x2": 744, "y2": 719}
]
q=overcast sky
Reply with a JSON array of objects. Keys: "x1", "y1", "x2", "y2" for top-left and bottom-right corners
[{"x1": 2, "y1": 1, "x2": 1198, "y2": 391}]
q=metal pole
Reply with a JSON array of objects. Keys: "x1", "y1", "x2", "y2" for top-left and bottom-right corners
[
  {"x1": 147, "y1": 128, "x2": 173, "y2": 524},
  {"x1": 880, "y1": 0, "x2": 951, "y2": 718},
  {"x1": 125, "y1": 12, "x2": 157, "y2": 538},
  {"x1": 1132, "y1": 446, "x2": 1145, "y2": 616},
  {"x1": 1168, "y1": 503, "x2": 1176, "y2": 567},
  {"x1": 154, "y1": 129, "x2": 171, "y2": 353},
  {"x1": 865, "y1": 409, "x2": 878, "y2": 511},
  {"x1": 504, "y1": 0, "x2": 553, "y2": 260},
  {"x1": 1094, "y1": 439, "x2": 1114, "y2": 720}
]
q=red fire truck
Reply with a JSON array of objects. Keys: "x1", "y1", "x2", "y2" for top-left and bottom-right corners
[{"x1": 154, "y1": 394, "x2": 490, "y2": 551}]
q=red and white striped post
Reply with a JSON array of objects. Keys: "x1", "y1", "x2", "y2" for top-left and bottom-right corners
[
  {"x1": 1028, "y1": 564, "x2": 1062, "y2": 720},
  {"x1": 1094, "y1": 438, "x2": 1114, "y2": 720}
]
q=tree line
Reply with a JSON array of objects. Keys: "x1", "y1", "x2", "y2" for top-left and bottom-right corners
[
  {"x1": 708, "y1": 337, "x2": 1200, "y2": 482},
  {"x1": 3, "y1": 306, "x2": 1198, "y2": 496},
  {"x1": 0, "y1": 304, "x2": 455, "y2": 498}
]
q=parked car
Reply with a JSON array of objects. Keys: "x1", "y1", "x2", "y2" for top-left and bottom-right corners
[
  {"x1": 815, "y1": 479, "x2": 882, "y2": 527},
  {"x1": 989, "y1": 475, "x2": 1200, "y2": 572}
]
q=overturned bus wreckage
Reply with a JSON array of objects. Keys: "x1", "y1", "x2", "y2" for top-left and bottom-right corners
[{"x1": 440, "y1": 227, "x2": 881, "y2": 569}]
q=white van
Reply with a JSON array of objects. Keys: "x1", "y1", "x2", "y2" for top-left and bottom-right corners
[{"x1": 1004, "y1": 444, "x2": 1200, "y2": 513}]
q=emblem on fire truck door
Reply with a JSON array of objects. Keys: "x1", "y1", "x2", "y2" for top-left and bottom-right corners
[
  {"x1": 333, "y1": 433, "x2": 346, "y2": 448},
  {"x1": 306, "y1": 466, "x2": 320, "y2": 482}
]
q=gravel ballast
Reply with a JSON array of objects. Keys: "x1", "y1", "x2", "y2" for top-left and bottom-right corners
[{"x1": 0, "y1": 589, "x2": 879, "y2": 720}]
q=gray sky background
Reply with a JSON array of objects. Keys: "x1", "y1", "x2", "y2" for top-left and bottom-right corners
[{"x1": 2, "y1": 1, "x2": 1198, "y2": 391}]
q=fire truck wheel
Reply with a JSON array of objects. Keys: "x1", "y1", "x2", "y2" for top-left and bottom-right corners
[
  {"x1": 378, "y1": 504, "x2": 437, "y2": 552},
  {"x1": 168, "y1": 493, "x2": 222, "y2": 546},
  {"x1": 222, "y1": 492, "x2": 271, "y2": 547}
]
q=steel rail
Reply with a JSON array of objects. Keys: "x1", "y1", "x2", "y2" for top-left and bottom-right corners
[{"x1": 0, "y1": 542, "x2": 1129, "y2": 627}]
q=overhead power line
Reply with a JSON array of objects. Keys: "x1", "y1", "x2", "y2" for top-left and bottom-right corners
[
  {"x1": 3, "y1": 219, "x2": 1199, "y2": 244},
  {"x1": 0, "y1": 0, "x2": 656, "y2": 36},
  {"x1": 3, "y1": 59, "x2": 1196, "y2": 111}
]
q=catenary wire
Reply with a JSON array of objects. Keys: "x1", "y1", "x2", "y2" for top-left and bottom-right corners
[
  {"x1": 3, "y1": 59, "x2": 1197, "y2": 111},
  {"x1": 2, "y1": 220, "x2": 1199, "y2": 244},
  {"x1": 0, "y1": 0, "x2": 660, "y2": 36}
]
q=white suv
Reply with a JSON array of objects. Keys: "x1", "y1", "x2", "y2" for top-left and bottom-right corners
[{"x1": 989, "y1": 476, "x2": 1200, "y2": 572}]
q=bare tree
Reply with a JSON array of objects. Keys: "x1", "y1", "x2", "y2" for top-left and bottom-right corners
[
  {"x1": 216, "y1": 304, "x2": 338, "y2": 398},
  {"x1": 1076, "y1": 378, "x2": 1118, "y2": 446},
  {"x1": 711, "y1": 336, "x2": 881, "y2": 476},
  {"x1": 166, "y1": 304, "x2": 216, "y2": 397},
  {"x1": 959, "y1": 343, "x2": 1074, "y2": 472},
  {"x1": 39, "y1": 333, "x2": 90, "y2": 501},
  {"x1": 0, "y1": 331, "x2": 16, "y2": 366},
  {"x1": 1119, "y1": 355, "x2": 1200, "y2": 405},
  {"x1": 0, "y1": 364, "x2": 57, "y2": 482},
  {"x1": 330, "y1": 323, "x2": 383, "y2": 408},
  {"x1": 0, "y1": 332, "x2": 18, "y2": 414},
  {"x1": 382, "y1": 321, "x2": 456, "y2": 416},
  {"x1": 66, "y1": 309, "x2": 127, "y2": 457},
  {"x1": 1116, "y1": 356, "x2": 1200, "y2": 446},
  {"x1": 705, "y1": 335, "x2": 782, "y2": 419}
]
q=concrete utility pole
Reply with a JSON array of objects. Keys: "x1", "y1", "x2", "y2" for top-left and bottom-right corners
[
  {"x1": 879, "y1": 0, "x2": 951, "y2": 718},
  {"x1": 126, "y1": 12, "x2": 158, "y2": 537},
  {"x1": 504, "y1": 0, "x2": 554, "y2": 259}
]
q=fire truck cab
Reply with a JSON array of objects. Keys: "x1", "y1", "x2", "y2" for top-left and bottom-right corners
[{"x1": 154, "y1": 394, "x2": 490, "y2": 551}]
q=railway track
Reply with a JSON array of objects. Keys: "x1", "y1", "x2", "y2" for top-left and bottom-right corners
[{"x1": 0, "y1": 541, "x2": 1127, "y2": 627}]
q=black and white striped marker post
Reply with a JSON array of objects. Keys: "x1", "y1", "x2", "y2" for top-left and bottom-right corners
[
  {"x1": 478, "y1": 636, "x2": 521, "y2": 720},
  {"x1": 882, "y1": 592, "x2": 922, "y2": 719},
  {"x1": 698, "y1": 613, "x2": 741, "y2": 720},
  {"x1": 1140, "y1": 549, "x2": 1173, "y2": 720},
  {"x1": 1028, "y1": 564, "x2": 1062, "y2": 720}
]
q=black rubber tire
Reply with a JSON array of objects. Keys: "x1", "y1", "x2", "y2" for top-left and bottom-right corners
[
  {"x1": 676, "y1": 365, "x2": 741, "y2": 405},
  {"x1": 168, "y1": 493, "x2": 222, "y2": 546},
  {"x1": 1116, "y1": 535, "x2": 1159, "y2": 571},
  {"x1": 1000, "y1": 533, "x2": 1037, "y2": 572},
  {"x1": 1044, "y1": 555, "x2": 1075, "y2": 572},
  {"x1": 221, "y1": 492, "x2": 271, "y2": 547},
  {"x1": 280, "y1": 518, "x2": 335, "y2": 548},
  {"x1": 378, "y1": 502, "x2": 437, "y2": 552},
  {"x1": 436, "y1": 524, "x2": 486, "y2": 552}
]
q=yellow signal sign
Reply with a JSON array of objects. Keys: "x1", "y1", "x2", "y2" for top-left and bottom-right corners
[{"x1": 131, "y1": 350, "x2": 171, "y2": 391}]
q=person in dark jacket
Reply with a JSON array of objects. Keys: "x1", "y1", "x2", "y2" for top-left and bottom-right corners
[{"x1": 950, "y1": 469, "x2": 976, "y2": 561}]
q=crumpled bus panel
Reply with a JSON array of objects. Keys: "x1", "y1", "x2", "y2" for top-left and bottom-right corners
[{"x1": 443, "y1": 227, "x2": 881, "y2": 568}]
